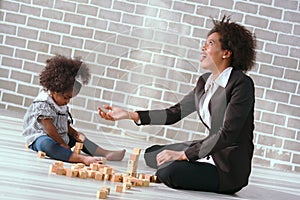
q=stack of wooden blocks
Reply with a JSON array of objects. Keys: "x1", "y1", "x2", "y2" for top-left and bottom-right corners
[
  {"x1": 126, "y1": 148, "x2": 141, "y2": 177},
  {"x1": 73, "y1": 134, "x2": 85, "y2": 154},
  {"x1": 73, "y1": 142, "x2": 83, "y2": 154}
]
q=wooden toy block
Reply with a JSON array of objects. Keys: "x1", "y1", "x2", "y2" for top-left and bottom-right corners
[
  {"x1": 144, "y1": 174, "x2": 152, "y2": 181},
  {"x1": 90, "y1": 163, "x2": 99, "y2": 171},
  {"x1": 126, "y1": 172, "x2": 137, "y2": 177},
  {"x1": 97, "y1": 164, "x2": 106, "y2": 171},
  {"x1": 95, "y1": 172, "x2": 104, "y2": 181},
  {"x1": 25, "y1": 143, "x2": 29, "y2": 149},
  {"x1": 49, "y1": 165, "x2": 56, "y2": 174},
  {"x1": 65, "y1": 168, "x2": 79, "y2": 177},
  {"x1": 151, "y1": 175, "x2": 158, "y2": 183},
  {"x1": 135, "y1": 179, "x2": 144, "y2": 186},
  {"x1": 56, "y1": 167, "x2": 66, "y2": 175},
  {"x1": 125, "y1": 177, "x2": 138, "y2": 186},
  {"x1": 127, "y1": 160, "x2": 138, "y2": 172},
  {"x1": 103, "y1": 167, "x2": 113, "y2": 175},
  {"x1": 133, "y1": 148, "x2": 141, "y2": 155},
  {"x1": 96, "y1": 189, "x2": 107, "y2": 199},
  {"x1": 37, "y1": 151, "x2": 46, "y2": 158},
  {"x1": 138, "y1": 173, "x2": 146, "y2": 180},
  {"x1": 126, "y1": 165, "x2": 137, "y2": 174},
  {"x1": 85, "y1": 167, "x2": 92, "y2": 171},
  {"x1": 115, "y1": 184, "x2": 123, "y2": 193},
  {"x1": 54, "y1": 161, "x2": 64, "y2": 167},
  {"x1": 75, "y1": 142, "x2": 83, "y2": 149},
  {"x1": 88, "y1": 170, "x2": 96, "y2": 178},
  {"x1": 123, "y1": 182, "x2": 132, "y2": 190},
  {"x1": 142, "y1": 179, "x2": 150, "y2": 187},
  {"x1": 103, "y1": 174, "x2": 112, "y2": 181},
  {"x1": 100, "y1": 186, "x2": 110, "y2": 195},
  {"x1": 111, "y1": 174, "x2": 123, "y2": 182},
  {"x1": 78, "y1": 169, "x2": 88, "y2": 179},
  {"x1": 78, "y1": 134, "x2": 85, "y2": 142},
  {"x1": 129, "y1": 153, "x2": 139, "y2": 161},
  {"x1": 70, "y1": 163, "x2": 85, "y2": 170}
]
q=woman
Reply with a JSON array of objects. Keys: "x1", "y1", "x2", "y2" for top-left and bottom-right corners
[{"x1": 98, "y1": 16, "x2": 256, "y2": 194}]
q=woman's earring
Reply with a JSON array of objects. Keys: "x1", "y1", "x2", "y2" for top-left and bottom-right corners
[{"x1": 222, "y1": 55, "x2": 226, "y2": 59}]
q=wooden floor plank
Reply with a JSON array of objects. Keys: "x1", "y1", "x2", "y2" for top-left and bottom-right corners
[{"x1": 0, "y1": 114, "x2": 300, "y2": 200}]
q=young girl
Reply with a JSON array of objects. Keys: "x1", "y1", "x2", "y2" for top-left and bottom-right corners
[{"x1": 22, "y1": 55, "x2": 125, "y2": 165}]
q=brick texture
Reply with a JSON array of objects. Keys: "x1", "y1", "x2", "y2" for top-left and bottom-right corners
[{"x1": 0, "y1": 0, "x2": 299, "y2": 172}]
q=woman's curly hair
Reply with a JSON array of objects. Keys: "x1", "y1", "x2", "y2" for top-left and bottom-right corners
[
  {"x1": 40, "y1": 55, "x2": 90, "y2": 94},
  {"x1": 208, "y1": 15, "x2": 256, "y2": 72}
]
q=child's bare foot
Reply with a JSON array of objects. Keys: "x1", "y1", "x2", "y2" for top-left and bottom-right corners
[{"x1": 105, "y1": 149, "x2": 126, "y2": 161}]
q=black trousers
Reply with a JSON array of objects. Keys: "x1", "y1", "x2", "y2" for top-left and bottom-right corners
[{"x1": 144, "y1": 143, "x2": 219, "y2": 192}]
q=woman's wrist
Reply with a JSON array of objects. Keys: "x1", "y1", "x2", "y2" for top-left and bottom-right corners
[
  {"x1": 128, "y1": 111, "x2": 140, "y2": 122},
  {"x1": 180, "y1": 151, "x2": 188, "y2": 161}
]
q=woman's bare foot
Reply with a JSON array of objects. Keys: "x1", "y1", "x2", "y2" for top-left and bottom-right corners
[{"x1": 105, "y1": 149, "x2": 126, "y2": 161}]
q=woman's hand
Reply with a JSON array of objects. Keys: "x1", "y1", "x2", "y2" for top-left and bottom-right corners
[
  {"x1": 98, "y1": 105, "x2": 130, "y2": 121},
  {"x1": 156, "y1": 150, "x2": 188, "y2": 166}
]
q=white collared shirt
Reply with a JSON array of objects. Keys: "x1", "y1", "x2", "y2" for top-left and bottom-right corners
[
  {"x1": 197, "y1": 67, "x2": 233, "y2": 165},
  {"x1": 199, "y1": 67, "x2": 233, "y2": 129}
]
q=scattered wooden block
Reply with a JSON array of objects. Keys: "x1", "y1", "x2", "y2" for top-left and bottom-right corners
[
  {"x1": 133, "y1": 148, "x2": 141, "y2": 155},
  {"x1": 76, "y1": 142, "x2": 83, "y2": 149},
  {"x1": 142, "y1": 179, "x2": 150, "y2": 187},
  {"x1": 73, "y1": 142, "x2": 83, "y2": 154},
  {"x1": 103, "y1": 174, "x2": 111, "y2": 181},
  {"x1": 95, "y1": 172, "x2": 104, "y2": 181},
  {"x1": 78, "y1": 169, "x2": 88, "y2": 179},
  {"x1": 110, "y1": 174, "x2": 123, "y2": 182},
  {"x1": 54, "y1": 161, "x2": 64, "y2": 167},
  {"x1": 65, "y1": 168, "x2": 79, "y2": 177},
  {"x1": 56, "y1": 167, "x2": 66, "y2": 175},
  {"x1": 88, "y1": 170, "x2": 96, "y2": 178},
  {"x1": 123, "y1": 182, "x2": 132, "y2": 190},
  {"x1": 103, "y1": 167, "x2": 113, "y2": 175},
  {"x1": 100, "y1": 186, "x2": 110, "y2": 195},
  {"x1": 96, "y1": 189, "x2": 107, "y2": 199},
  {"x1": 90, "y1": 163, "x2": 99, "y2": 171},
  {"x1": 129, "y1": 153, "x2": 139, "y2": 161},
  {"x1": 115, "y1": 184, "x2": 123, "y2": 193},
  {"x1": 37, "y1": 151, "x2": 46, "y2": 158}
]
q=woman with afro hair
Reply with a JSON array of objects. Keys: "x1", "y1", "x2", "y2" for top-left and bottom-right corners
[
  {"x1": 98, "y1": 15, "x2": 256, "y2": 194},
  {"x1": 23, "y1": 55, "x2": 125, "y2": 165}
]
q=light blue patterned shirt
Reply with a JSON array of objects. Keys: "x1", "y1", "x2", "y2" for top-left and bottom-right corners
[{"x1": 22, "y1": 90, "x2": 71, "y2": 146}]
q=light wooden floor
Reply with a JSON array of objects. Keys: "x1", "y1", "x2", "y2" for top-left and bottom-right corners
[{"x1": 0, "y1": 111, "x2": 300, "y2": 200}]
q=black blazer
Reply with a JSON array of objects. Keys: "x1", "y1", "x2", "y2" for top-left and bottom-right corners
[{"x1": 138, "y1": 69, "x2": 255, "y2": 192}]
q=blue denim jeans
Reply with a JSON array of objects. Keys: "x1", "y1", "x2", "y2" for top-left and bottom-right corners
[{"x1": 30, "y1": 135, "x2": 98, "y2": 162}]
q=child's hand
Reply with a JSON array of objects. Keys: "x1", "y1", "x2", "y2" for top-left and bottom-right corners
[{"x1": 98, "y1": 105, "x2": 130, "y2": 121}]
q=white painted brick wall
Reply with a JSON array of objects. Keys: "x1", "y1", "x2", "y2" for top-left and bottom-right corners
[{"x1": 0, "y1": 0, "x2": 299, "y2": 172}]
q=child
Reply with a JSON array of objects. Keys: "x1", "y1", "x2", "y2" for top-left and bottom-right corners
[{"x1": 22, "y1": 55, "x2": 125, "y2": 165}]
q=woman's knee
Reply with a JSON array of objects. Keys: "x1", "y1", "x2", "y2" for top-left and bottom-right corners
[{"x1": 156, "y1": 162, "x2": 179, "y2": 188}]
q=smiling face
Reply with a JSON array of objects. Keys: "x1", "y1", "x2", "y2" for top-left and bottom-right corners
[
  {"x1": 50, "y1": 90, "x2": 75, "y2": 106},
  {"x1": 200, "y1": 32, "x2": 231, "y2": 75}
]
